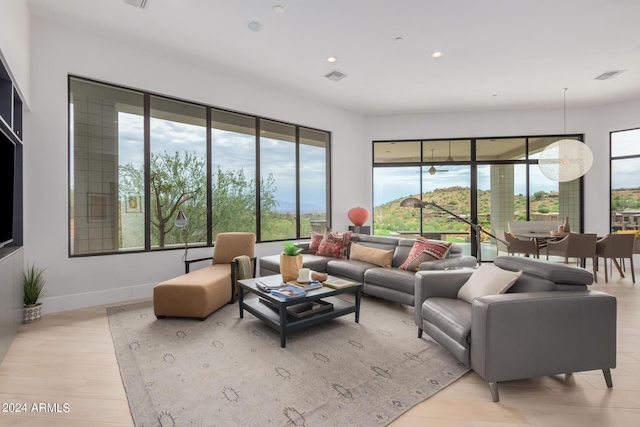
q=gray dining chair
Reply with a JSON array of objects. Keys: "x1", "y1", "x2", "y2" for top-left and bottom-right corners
[
  {"x1": 596, "y1": 233, "x2": 635, "y2": 283},
  {"x1": 545, "y1": 233, "x2": 598, "y2": 283},
  {"x1": 495, "y1": 229, "x2": 538, "y2": 258}
]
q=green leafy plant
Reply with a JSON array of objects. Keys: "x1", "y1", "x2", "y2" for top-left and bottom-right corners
[
  {"x1": 23, "y1": 263, "x2": 47, "y2": 306},
  {"x1": 282, "y1": 242, "x2": 303, "y2": 256}
]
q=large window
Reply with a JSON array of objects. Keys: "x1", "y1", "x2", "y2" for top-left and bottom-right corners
[
  {"x1": 69, "y1": 77, "x2": 331, "y2": 256},
  {"x1": 611, "y1": 128, "x2": 640, "y2": 231},
  {"x1": 373, "y1": 136, "x2": 585, "y2": 259}
]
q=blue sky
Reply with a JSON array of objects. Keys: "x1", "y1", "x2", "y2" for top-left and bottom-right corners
[{"x1": 115, "y1": 113, "x2": 327, "y2": 213}]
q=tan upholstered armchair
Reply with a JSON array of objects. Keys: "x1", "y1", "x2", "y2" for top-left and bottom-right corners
[
  {"x1": 154, "y1": 232, "x2": 256, "y2": 320},
  {"x1": 495, "y1": 229, "x2": 538, "y2": 258}
]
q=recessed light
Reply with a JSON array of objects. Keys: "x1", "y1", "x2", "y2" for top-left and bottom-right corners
[
  {"x1": 395, "y1": 37, "x2": 403, "y2": 42},
  {"x1": 432, "y1": 51, "x2": 443, "y2": 58},
  {"x1": 273, "y1": 5, "x2": 285, "y2": 14},
  {"x1": 492, "y1": 94, "x2": 498, "y2": 97},
  {"x1": 247, "y1": 21, "x2": 263, "y2": 32},
  {"x1": 327, "y1": 56, "x2": 337, "y2": 63}
]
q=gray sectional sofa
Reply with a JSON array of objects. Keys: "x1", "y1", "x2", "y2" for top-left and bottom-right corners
[
  {"x1": 415, "y1": 256, "x2": 616, "y2": 402},
  {"x1": 259, "y1": 234, "x2": 477, "y2": 306}
]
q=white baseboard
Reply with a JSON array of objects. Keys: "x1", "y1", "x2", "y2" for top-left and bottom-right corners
[{"x1": 39, "y1": 282, "x2": 155, "y2": 314}]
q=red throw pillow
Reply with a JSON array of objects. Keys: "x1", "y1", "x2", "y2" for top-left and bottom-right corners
[
  {"x1": 307, "y1": 231, "x2": 325, "y2": 254},
  {"x1": 317, "y1": 230, "x2": 352, "y2": 259},
  {"x1": 399, "y1": 237, "x2": 452, "y2": 271}
]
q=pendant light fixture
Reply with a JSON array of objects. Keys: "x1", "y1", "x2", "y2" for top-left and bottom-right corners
[
  {"x1": 538, "y1": 88, "x2": 593, "y2": 182},
  {"x1": 428, "y1": 149, "x2": 437, "y2": 175},
  {"x1": 446, "y1": 141, "x2": 454, "y2": 162}
]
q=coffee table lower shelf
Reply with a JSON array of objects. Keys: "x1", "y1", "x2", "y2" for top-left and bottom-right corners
[{"x1": 241, "y1": 296, "x2": 358, "y2": 347}]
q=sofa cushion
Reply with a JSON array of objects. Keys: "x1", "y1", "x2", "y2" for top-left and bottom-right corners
[
  {"x1": 317, "y1": 230, "x2": 352, "y2": 259},
  {"x1": 349, "y1": 243, "x2": 393, "y2": 268},
  {"x1": 417, "y1": 236, "x2": 452, "y2": 259},
  {"x1": 364, "y1": 267, "x2": 416, "y2": 295},
  {"x1": 399, "y1": 238, "x2": 452, "y2": 271},
  {"x1": 494, "y1": 256, "x2": 593, "y2": 286},
  {"x1": 507, "y1": 273, "x2": 556, "y2": 293},
  {"x1": 326, "y1": 259, "x2": 373, "y2": 283},
  {"x1": 457, "y1": 264, "x2": 522, "y2": 303},
  {"x1": 306, "y1": 231, "x2": 325, "y2": 254},
  {"x1": 422, "y1": 297, "x2": 472, "y2": 348}
]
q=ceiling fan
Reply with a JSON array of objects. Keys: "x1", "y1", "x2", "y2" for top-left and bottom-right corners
[{"x1": 427, "y1": 149, "x2": 449, "y2": 175}]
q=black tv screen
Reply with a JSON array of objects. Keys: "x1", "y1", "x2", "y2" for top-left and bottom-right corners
[{"x1": 0, "y1": 127, "x2": 14, "y2": 248}]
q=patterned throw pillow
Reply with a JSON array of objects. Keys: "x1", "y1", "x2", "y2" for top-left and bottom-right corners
[
  {"x1": 307, "y1": 231, "x2": 325, "y2": 254},
  {"x1": 399, "y1": 237, "x2": 452, "y2": 271},
  {"x1": 418, "y1": 236, "x2": 452, "y2": 260},
  {"x1": 317, "y1": 230, "x2": 352, "y2": 259}
]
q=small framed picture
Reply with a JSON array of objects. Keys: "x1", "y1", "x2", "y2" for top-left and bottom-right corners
[
  {"x1": 125, "y1": 195, "x2": 141, "y2": 213},
  {"x1": 88, "y1": 193, "x2": 109, "y2": 222}
]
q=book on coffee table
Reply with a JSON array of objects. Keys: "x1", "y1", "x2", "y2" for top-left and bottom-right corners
[
  {"x1": 270, "y1": 285, "x2": 306, "y2": 300},
  {"x1": 286, "y1": 280, "x2": 324, "y2": 291},
  {"x1": 323, "y1": 277, "x2": 357, "y2": 289}
]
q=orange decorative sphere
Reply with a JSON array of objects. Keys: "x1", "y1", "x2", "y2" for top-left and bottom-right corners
[{"x1": 348, "y1": 207, "x2": 370, "y2": 226}]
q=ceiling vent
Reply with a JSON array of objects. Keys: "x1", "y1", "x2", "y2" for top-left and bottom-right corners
[
  {"x1": 124, "y1": 0, "x2": 148, "y2": 9},
  {"x1": 324, "y1": 70, "x2": 347, "y2": 82},
  {"x1": 594, "y1": 70, "x2": 626, "y2": 81}
]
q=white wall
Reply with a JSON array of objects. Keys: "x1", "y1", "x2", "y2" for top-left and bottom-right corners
[
  {"x1": 25, "y1": 17, "x2": 366, "y2": 313},
  {"x1": 0, "y1": 0, "x2": 30, "y2": 105},
  {"x1": 364, "y1": 101, "x2": 640, "y2": 237}
]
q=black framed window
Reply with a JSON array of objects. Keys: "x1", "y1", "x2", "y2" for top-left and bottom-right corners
[
  {"x1": 68, "y1": 76, "x2": 331, "y2": 256},
  {"x1": 373, "y1": 136, "x2": 585, "y2": 259},
  {"x1": 610, "y1": 128, "x2": 640, "y2": 232}
]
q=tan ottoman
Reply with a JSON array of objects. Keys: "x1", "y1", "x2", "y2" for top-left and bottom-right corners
[{"x1": 153, "y1": 264, "x2": 233, "y2": 320}]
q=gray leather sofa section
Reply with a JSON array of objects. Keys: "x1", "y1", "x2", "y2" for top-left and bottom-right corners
[
  {"x1": 259, "y1": 233, "x2": 477, "y2": 306},
  {"x1": 415, "y1": 256, "x2": 616, "y2": 402}
]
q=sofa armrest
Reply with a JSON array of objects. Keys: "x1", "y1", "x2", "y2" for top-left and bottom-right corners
[
  {"x1": 414, "y1": 270, "x2": 474, "y2": 328},
  {"x1": 470, "y1": 290, "x2": 616, "y2": 383},
  {"x1": 296, "y1": 242, "x2": 311, "y2": 251}
]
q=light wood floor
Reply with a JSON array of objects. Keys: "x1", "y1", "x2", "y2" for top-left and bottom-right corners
[{"x1": 1, "y1": 268, "x2": 639, "y2": 426}]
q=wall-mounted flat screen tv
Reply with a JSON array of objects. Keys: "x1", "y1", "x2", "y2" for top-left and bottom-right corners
[{"x1": 0, "y1": 126, "x2": 15, "y2": 248}]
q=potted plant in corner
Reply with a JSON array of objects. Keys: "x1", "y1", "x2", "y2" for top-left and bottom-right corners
[
  {"x1": 280, "y1": 242, "x2": 303, "y2": 282},
  {"x1": 23, "y1": 263, "x2": 47, "y2": 324}
]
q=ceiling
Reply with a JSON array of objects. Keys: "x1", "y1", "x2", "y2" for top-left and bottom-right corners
[{"x1": 27, "y1": 0, "x2": 640, "y2": 115}]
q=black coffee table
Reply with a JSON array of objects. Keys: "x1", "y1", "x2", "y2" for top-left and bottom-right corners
[{"x1": 238, "y1": 275, "x2": 362, "y2": 348}]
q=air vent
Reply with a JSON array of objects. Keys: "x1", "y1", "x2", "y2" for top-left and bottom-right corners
[
  {"x1": 324, "y1": 70, "x2": 347, "y2": 82},
  {"x1": 124, "y1": 0, "x2": 148, "y2": 9},
  {"x1": 594, "y1": 70, "x2": 626, "y2": 81}
]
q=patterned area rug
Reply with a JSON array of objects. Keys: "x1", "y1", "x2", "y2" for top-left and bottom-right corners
[{"x1": 107, "y1": 295, "x2": 468, "y2": 427}]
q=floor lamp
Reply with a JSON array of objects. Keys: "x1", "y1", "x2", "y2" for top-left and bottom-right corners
[
  {"x1": 399, "y1": 197, "x2": 508, "y2": 264},
  {"x1": 174, "y1": 210, "x2": 189, "y2": 262}
]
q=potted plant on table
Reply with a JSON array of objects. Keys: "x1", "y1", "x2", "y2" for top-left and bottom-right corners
[
  {"x1": 280, "y1": 242, "x2": 303, "y2": 282},
  {"x1": 23, "y1": 263, "x2": 47, "y2": 324}
]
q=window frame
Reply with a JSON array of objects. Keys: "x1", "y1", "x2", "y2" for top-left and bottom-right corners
[
  {"x1": 372, "y1": 135, "x2": 586, "y2": 257},
  {"x1": 610, "y1": 127, "x2": 640, "y2": 232},
  {"x1": 68, "y1": 75, "x2": 332, "y2": 257}
]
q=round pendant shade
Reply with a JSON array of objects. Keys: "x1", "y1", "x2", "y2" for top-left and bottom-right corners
[{"x1": 538, "y1": 139, "x2": 593, "y2": 182}]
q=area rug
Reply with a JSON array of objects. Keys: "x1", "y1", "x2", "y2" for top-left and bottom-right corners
[{"x1": 107, "y1": 295, "x2": 469, "y2": 427}]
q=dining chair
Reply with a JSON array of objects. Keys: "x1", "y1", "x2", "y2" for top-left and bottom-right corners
[
  {"x1": 495, "y1": 229, "x2": 538, "y2": 258},
  {"x1": 596, "y1": 233, "x2": 635, "y2": 283},
  {"x1": 545, "y1": 233, "x2": 598, "y2": 282}
]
